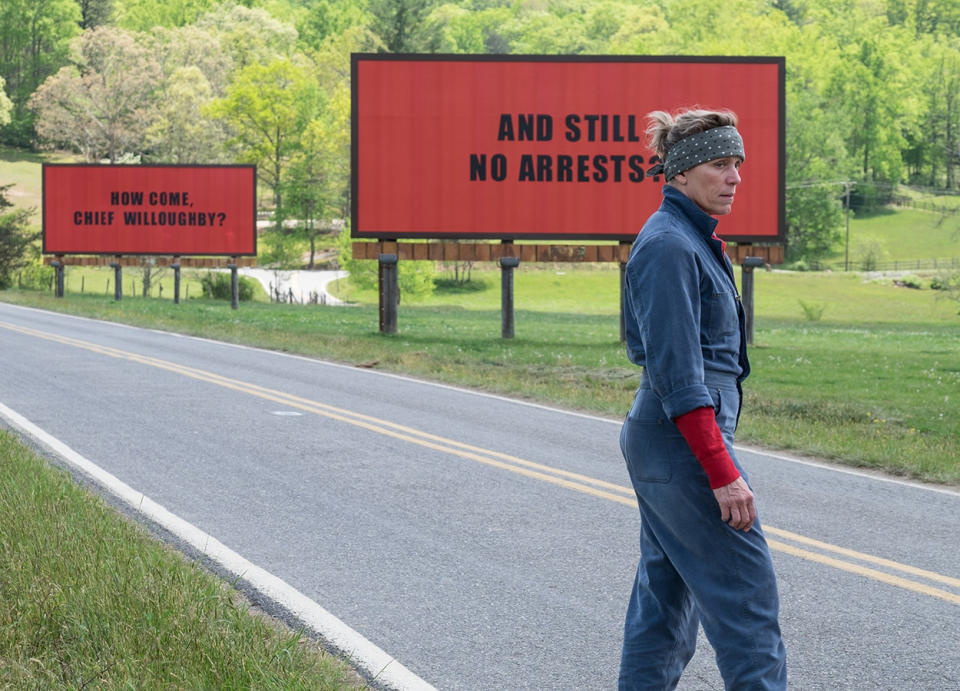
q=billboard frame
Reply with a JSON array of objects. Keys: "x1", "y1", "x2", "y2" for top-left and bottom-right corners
[
  {"x1": 42, "y1": 163, "x2": 258, "y2": 257},
  {"x1": 351, "y1": 53, "x2": 785, "y2": 244}
]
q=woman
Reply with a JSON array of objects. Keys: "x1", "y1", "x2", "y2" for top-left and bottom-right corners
[{"x1": 618, "y1": 108, "x2": 787, "y2": 690}]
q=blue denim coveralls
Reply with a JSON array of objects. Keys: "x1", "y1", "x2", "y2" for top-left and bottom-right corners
[{"x1": 619, "y1": 185, "x2": 787, "y2": 690}]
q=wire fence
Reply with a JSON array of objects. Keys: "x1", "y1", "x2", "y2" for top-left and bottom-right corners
[
  {"x1": 890, "y1": 198, "x2": 960, "y2": 215},
  {"x1": 804, "y1": 257, "x2": 960, "y2": 273}
]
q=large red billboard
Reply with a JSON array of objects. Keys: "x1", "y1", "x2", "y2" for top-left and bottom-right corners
[
  {"x1": 43, "y1": 164, "x2": 257, "y2": 256},
  {"x1": 352, "y1": 55, "x2": 784, "y2": 242}
]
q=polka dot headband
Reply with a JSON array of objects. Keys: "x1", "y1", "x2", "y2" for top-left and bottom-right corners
[{"x1": 647, "y1": 125, "x2": 745, "y2": 181}]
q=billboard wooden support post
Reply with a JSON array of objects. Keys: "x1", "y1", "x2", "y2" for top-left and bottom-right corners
[
  {"x1": 110, "y1": 256, "x2": 122, "y2": 301},
  {"x1": 499, "y1": 256, "x2": 520, "y2": 339},
  {"x1": 619, "y1": 241, "x2": 632, "y2": 343},
  {"x1": 741, "y1": 256, "x2": 765, "y2": 345},
  {"x1": 51, "y1": 256, "x2": 64, "y2": 298},
  {"x1": 379, "y1": 253, "x2": 398, "y2": 334},
  {"x1": 172, "y1": 256, "x2": 181, "y2": 304},
  {"x1": 227, "y1": 258, "x2": 239, "y2": 310}
]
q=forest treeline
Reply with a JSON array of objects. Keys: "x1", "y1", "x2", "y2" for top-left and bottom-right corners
[{"x1": 1, "y1": 0, "x2": 958, "y2": 263}]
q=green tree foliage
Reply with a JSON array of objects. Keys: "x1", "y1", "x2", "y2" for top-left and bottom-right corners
[
  {"x1": 194, "y1": 3, "x2": 297, "y2": 69},
  {"x1": 113, "y1": 0, "x2": 218, "y2": 31},
  {"x1": 0, "y1": 0, "x2": 80, "y2": 145},
  {"x1": 28, "y1": 26, "x2": 161, "y2": 161},
  {"x1": 336, "y1": 232, "x2": 436, "y2": 299},
  {"x1": 209, "y1": 56, "x2": 321, "y2": 230},
  {"x1": 294, "y1": 0, "x2": 370, "y2": 52},
  {"x1": 0, "y1": 184, "x2": 38, "y2": 289},
  {"x1": 0, "y1": 77, "x2": 12, "y2": 127},
  {"x1": 78, "y1": 0, "x2": 115, "y2": 29},
  {"x1": 281, "y1": 27, "x2": 369, "y2": 268},
  {"x1": 145, "y1": 65, "x2": 228, "y2": 163},
  {"x1": 368, "y1": 0, "x2": 443, "y2": 52},
  {"x1": 148, "y1": 24, "x2": 235, "y2": 96}
]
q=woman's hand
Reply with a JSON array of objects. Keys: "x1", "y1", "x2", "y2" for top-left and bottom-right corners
[{"x1": 712, "y1": 476, "x2": 756, "y2": 531}]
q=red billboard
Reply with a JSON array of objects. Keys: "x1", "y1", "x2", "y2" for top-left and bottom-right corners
[
  {"x1": 352, "y1": 55, "x2": 784, "y2": 242},
  {"x1": 43, "y1": 164, "x2": 257, "y2": 256}
]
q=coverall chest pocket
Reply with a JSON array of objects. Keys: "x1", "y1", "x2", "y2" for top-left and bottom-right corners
[{"x1": 703, "y1": 290, "x2": 738, "y2": 342}]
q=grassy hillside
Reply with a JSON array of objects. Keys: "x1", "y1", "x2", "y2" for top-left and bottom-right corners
[
  {"x1": 1, "y1": 145, "x2": 75, "y2": 229},
  {"x1": 832, "y1": 206, "x2": 960, "y2": 269}
]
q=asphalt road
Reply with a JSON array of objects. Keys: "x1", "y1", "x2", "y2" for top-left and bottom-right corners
[{"x1": 1, "y1": 301, "x2": 958, "y2": 690}]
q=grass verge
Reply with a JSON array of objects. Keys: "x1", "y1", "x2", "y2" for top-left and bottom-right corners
[
  {"x1": 0, "y1": 429, "x2": 365, "y2": 689},
  {"x1": 2, "y1": 275, "x2": 958, "y2": 485}
]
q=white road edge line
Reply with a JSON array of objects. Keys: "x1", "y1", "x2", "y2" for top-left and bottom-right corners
[
  {"x1": 0, "y1": 401, "x2": 437, "y2": 691},
  {"x1": 4, "y1": 302, "x2": 958, "y2": 498}
]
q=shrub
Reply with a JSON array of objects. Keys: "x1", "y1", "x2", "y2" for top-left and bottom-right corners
[
  {"x1": 199, "y1": 272, "x2": 256, "y2": 301},
  {"x1": 894, "y1": 275, "x2": 923, "y2": 289},
  {"x1": 798, "y1": 299, "x2": 826, "y2": 321},
  {"x1": 434, "y1": 276, "x2": 489, "y2": 293},
  {"x1": 930, "y1": 274, "x2": 950, "y2": 291},
  {"x1": 17, "y1": 263, "x2": 54, "y2": 291}
]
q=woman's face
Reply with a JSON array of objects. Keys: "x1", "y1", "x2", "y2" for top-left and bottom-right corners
[{"x1": 672, "y1": 156, "x2": 743, "y2": 216}]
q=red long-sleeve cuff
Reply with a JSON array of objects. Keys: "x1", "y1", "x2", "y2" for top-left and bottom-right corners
[{"x1": 673, "y1": 407, "x2": 741, "y2": 489}]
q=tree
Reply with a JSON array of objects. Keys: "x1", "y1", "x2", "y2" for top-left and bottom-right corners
[
  {"x1": 113, "y1": 0, "x2": 217, "y2": 31},
  {"x1": 284, "y1": 86, "x2": 350, "y2": 268},
  {"x1": 29, "y1": 26, "x2": 162, "y2": 162},
  {"x1": 0, "y1": 76, "x2": 12, "y2": 127},
  {"x1": 368, "y1": 0, "x2": 443, "y2": 52},
  {"x1": 209, "y1": 56, "x2": 321, "y2": 231},
  {"x1": 144, "y1": 66, "x2": 228, "y2": 162},
  {"x1": 834, "y1": 36, "x2": 910, "y2": 183},
  {"x1": 195, "y1": 3, "x2": 298, "y2": 69},
  {"x1": 147, "y1": 24, "x2": 234, "y2": 97},
  {"x1": 0, "y1": 184, "x2": 38, "y2": 289},
  {"x1": 913, "y1": 37, "x2": 960, "y2": 189},
  {"x1": 295, "y1": 0, "x2": 369, "y2": 52},
  {"x1": 0, "y1": 0, "x2": 80, "y2": 145},
  {"x1": 78, "y1": 0, "x2": 114, "y2": 29}
]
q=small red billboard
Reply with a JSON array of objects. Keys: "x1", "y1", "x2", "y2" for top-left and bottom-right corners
[
  {"x1": 352, "y1": 55, "x2": 784, "y2": 242},
  {"x1": 43, "y1": 164, "x2": 257, "y2": 256}
]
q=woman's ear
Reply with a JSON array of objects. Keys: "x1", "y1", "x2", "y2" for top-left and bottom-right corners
[{"x1": 672, "y1": 172, "x2": 687, "y2": 185}]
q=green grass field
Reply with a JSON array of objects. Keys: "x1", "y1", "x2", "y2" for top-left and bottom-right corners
[
  {"x1": 4, "y1": 266, "x2": 958, "y2": 484},
  {"x1": 0, "y1": 430, "x2": 364, "y2": 689},
  {"x1": 0, "y1": 145, "x2": 73, "y2": 229}
]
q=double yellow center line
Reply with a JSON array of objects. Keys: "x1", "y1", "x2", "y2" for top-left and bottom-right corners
[{"x1": 3, "y1": 319, "x2": 959, "y2": 606}]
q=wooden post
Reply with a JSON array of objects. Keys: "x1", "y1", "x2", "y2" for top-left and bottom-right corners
[
  {"x1": 52, "y1": 255, "x2": 64, "y2": 298},
  {"x1": 379, "y1": 253, "x2": 398, "y2": 334},
  {"x1": 499, "y1": 256, "x2": 519, "y2": 339},
  {"x1": 110, "y1": 256, "x2": 122, "y2": 301},
  {"x1": 619, "y1": 241, "x2": 632, "y2": 343},
  {"x1": 172, "y1": 256, "x2": 181, "y2": 304},
  {"x1": 228, "y1": 257, "x2": 239, "y2": 310},
  {"x1": 741, "y1": 256, "x2": 765, "y2": 345}
]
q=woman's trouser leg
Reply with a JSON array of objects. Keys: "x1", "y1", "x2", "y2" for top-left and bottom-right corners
[
  {"x1": 619, "y1": 516, "x2": 699, "y2": 690},
  {"x1": 619, "y1": 386, "x2": 786, "y2": 690}
]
